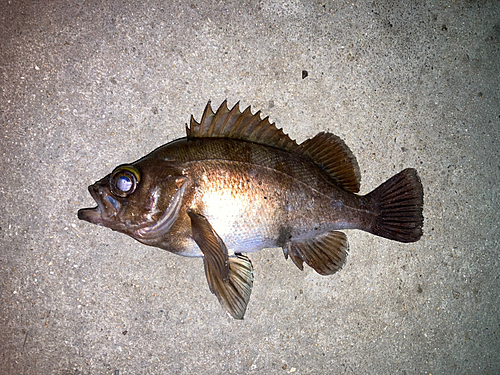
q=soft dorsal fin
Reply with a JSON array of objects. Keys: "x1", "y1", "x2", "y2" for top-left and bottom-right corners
[
  {"x1": 298, "y1": 132, "x2": 361, "y2": 193},
  {"x1": 187, "y1": 100, "x2": 299, "y2": 152}
]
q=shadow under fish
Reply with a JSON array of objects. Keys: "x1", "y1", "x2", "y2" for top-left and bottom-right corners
[{"x1": 78, "y1": 100, "x2": 424, "y2": 319}]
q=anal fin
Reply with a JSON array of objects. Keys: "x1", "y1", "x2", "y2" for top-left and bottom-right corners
[
  {"x1": 187, "y1": 210, "x2": 253, "y2": 319},
  {"x1": 285, "y1": 231, "x2": 348, "y2": 276}
]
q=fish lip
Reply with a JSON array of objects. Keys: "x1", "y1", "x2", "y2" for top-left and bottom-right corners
[
  {"x1": 78, "y1": 184, "x2": 125, "y2": 227},
  {"x1": 77, "y1": 185, "x2": 105, "y2": 225},
  {"x1": 77, "y1": 205, "x2": 103, "y2": 225},
  {"x1": 78, "y1": 184, "x2": 136, "y2": 232}
]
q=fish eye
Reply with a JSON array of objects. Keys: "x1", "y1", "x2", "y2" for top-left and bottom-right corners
[
  {"x1": 116, "y1": 175, "x2": 133, "y2": 192},
  {"x1": 110, "y1": 165, "x2": 141, "y2": 197}
]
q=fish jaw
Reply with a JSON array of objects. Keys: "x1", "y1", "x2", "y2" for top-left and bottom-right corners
[
  {"x1": 77, "y1": 184, "x2": 108, "y2": 226},
  {"x1": 77, "y1": 181, "x2": 129, "y2": 231},
  {"x1": 77, "y1": 205, "x2": 103, "y2": 225}
]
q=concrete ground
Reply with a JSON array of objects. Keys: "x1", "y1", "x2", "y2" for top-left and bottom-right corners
[{"x1": 1, "y1": 0, "x2": 499, "y2": 374}]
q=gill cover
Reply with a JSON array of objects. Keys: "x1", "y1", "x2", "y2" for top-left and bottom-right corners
[{"x1": 135, "y1": 178, "x2": 187, "y2": 240}]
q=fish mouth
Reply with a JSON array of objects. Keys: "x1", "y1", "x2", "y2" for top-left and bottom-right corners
[
  {"x1": 77, "y1": 184, "x2": 127, "y2": 230},
  {"x1": 77, "y1": 205, "x2": 102, "y2": 224},
  {"x1": 77, "y1": 185, "x2": 107, "y2": 225}
]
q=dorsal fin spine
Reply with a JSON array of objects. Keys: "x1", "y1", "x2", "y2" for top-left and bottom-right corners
[
  {"x1": 228, "y1": 103, "x2": 243, "y2": 137},
  {"x1": 247, "y1": 118, "x2": 263, "y2": 139},
  {"x1": 208, "y1": 100, "x2": 226, "y2": 135},
  {"x1": 246, "y1": 110, "x2": 263, "y2": 138},
  {"x1": 187, "y1": 117, "x2": 194, "y2": 138},
  {"x1": 201, "y1": 101, "x2": 215, "y2": 134},
  {"x1": 256, "y1": 118, "x2": 272, "y2": 139},
  {"x1": 220, "y1": 101, "x2": 238, "y2": 135},
  {"x1": 239, "y1": 106, "x2": 253, "y2": 137}
]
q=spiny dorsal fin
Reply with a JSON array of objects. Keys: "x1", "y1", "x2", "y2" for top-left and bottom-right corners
[
  {"x1": 298, "y1": 132, "x2": 361, "y2": 193},
  {"x1": 187, "y1": 100, "x2": 299, "y2": 152}
]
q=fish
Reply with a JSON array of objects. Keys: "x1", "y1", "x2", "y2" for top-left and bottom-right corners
[{"x1": 78, "y1": 100, "x2": 424, "y2": 319}]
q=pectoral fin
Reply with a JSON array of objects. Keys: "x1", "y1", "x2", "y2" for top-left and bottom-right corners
[
  {"x1": 187, "y1": 210, "x2": 253, "y2": 319},
  {"x1": 285, "y1": 231, "x2": 348, "y2": 276}
]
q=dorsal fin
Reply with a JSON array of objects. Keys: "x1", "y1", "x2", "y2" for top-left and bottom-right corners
[
  {"x1": 298, "y1": 132, "x2": 361, "y2": 193},
  {"x1": 187, "y1": 100, "x2": 299, "y2": 152}
]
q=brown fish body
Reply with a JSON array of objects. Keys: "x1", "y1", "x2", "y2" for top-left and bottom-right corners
[
  {"x1": 78, "y1": 100, "x2": 424, "y2": 319},
  {"x1": 133, "y1": 137, "x2": 368, "y2": 257}
]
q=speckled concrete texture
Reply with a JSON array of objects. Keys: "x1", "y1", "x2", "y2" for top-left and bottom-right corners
[{"x1": 1, "y1": 0, "x2": 499, "y2": 374}]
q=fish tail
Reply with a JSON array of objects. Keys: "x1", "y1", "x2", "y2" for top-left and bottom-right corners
[{"x1": 365, "y1": 168, "x2": 424, "y2": 243}]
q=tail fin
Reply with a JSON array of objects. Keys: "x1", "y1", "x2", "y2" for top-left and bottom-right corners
[{"x1": 365, "y1": 168, "x2": 424, "y2": 243}]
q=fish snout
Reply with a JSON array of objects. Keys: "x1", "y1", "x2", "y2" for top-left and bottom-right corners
[{"x1": 77, "y1": 183, "x2": 119, "y2": 226}]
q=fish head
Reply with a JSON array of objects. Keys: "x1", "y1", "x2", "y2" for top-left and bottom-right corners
[{"x1": 78, "y1": 160, "x2": 187, "y2": 240}]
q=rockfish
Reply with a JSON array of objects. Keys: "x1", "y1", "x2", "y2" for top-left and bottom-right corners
[{"x1": 78, "y1": 100, "x2": 424, "y2": 319}]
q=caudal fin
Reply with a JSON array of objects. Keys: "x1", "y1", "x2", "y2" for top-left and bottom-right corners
[{"x1": 365, "y1": 168, "x2": 424, "y2": 243}]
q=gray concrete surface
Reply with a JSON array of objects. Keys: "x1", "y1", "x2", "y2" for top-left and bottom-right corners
[{"x1": 1, "y1": 0, "x2": 499, "y2": 374}]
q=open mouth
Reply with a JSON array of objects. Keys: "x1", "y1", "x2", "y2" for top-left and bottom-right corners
[
  {"x1": 77, "y1": 184, "x2": 135, "y2": 232},
  {"x1": 77, "y1": 185, "x2": 105, "y2": 225}
]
